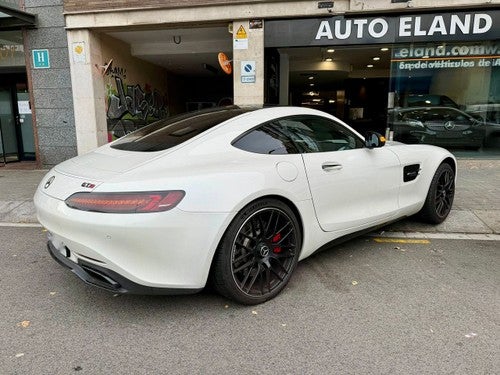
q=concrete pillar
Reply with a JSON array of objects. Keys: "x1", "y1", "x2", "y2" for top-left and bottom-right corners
[
  {"x1": 232, "y1": 20, "x2": 265, "y2": 106},
  {"x1": 279, "y1": 52, "x2": 290, "y2": 105},
  {"x1": 67, "y1": 29, "x2": 107, "y2": 154}
]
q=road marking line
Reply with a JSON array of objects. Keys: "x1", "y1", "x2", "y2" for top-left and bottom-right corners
[
  {"x1": 0, "y1": 222, "x2": 42, "y2": 228},
  {"x1": 373, "y1": 238, "x2": 430, "y2": 244}
]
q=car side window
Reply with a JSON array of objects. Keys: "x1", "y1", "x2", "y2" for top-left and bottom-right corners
[
  {"x1": 232, "y1": 115, "x2": 364, "y2": 155},
  {"x1": 401, "y1": 110, "x2": 423, "y2": 122},
  {"x1": 232, "y1": 122, "x2": 299, "y2": 154},
  {"x1": 442, "y1": 109, "x2": 474, "y2": 124},
  {"x1": 276, "y1": 116, "x2": 364, "y2": 153},
  {"x1": 422, "y1": 108, "x2": 468, "y2": 124}
]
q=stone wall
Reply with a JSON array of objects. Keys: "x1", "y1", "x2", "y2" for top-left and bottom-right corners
[
  {"x1": 24, "y1": 0, "x2": 76, "y2": 167},
  {"x1": 63, "y1": 0, "x2": 291, "y2": 13}
]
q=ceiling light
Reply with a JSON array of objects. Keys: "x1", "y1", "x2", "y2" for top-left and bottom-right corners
[
  {"x1": 309, "y1": 83, "x2": 315, "y2": 86},
  {"x1": 325, "y1": 58, "x2": 333, "y2": 62},
  {"x1": 367, "y1": 64, "x2": 374, "y2": 68},
  {"x1": 329, "y1": 99, "x2": 335, "y2": 104},
  {"x1": 327, "y1": 48, "x2": 335, "y2": 53},
  {"x1": 373, "y1": 57, "x2": 380, "y2": 61},
  {"x1": 308, "y1": 76, "x2": 314, "y2": 80},
  {"x1": 380, "y1": 47, "x2": 389, "y2": 52}
]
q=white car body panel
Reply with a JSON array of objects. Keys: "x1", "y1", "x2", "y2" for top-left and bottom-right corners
[
  {"x1": 34, "y1": 106, "x2": 456, "y2": 293},
  {"x1": 302, "y1": 147, "x2": 401, "y2": 232},
  {"x1": 387, "y1": 143, "x2": 457, "y2": 213}
]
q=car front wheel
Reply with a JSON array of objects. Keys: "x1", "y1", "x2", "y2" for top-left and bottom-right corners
[
  {"x1": 212, "y1": 198, "x2": 301, "y2": 305},
  {"x1": 419, "y1": 163, "x2": 455, "y2": 224}
]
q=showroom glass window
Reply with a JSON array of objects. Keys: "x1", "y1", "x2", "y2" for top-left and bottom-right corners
[
  {"x1": 389, "y1": 40, "x2": 500, "y2": 152},
  {"x1": 232, "y1": 115, "x2": 364, "y2": 154}
]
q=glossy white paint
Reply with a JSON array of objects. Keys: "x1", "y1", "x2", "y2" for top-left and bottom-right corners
[
  {"x1": 303, "y1": 146, "x2": 401, "y2": 232},
  {"x1": 34, "y1": 107, "x2": 456, "y2": 291}
]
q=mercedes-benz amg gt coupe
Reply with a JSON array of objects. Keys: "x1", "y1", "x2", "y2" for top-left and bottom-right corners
[{"x1": 35, "y1": 106, "x2": 456, "y2": 305}]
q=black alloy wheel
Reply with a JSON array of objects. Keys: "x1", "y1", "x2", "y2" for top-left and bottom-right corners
[
  {"x1": 419, "y1": 163, "x2": 455, "y2": 224},
  {"x1": 212, "y1": 198, "x2": 301, "y2": 305}
]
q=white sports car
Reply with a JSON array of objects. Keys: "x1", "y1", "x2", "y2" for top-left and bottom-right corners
[{"x1": 35, "y1": 106, "x2": 456, "y2": 304}]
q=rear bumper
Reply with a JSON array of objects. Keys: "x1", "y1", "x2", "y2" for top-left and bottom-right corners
[
  {"x1": 36, "y1": 188, "x2": 233, "y2": 291},
  {"x1": 48, "y1": 240, "x2": 202, "y2": 295}
]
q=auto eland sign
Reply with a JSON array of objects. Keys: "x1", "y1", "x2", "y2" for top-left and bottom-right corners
[{"x1": 265, "y1": 10, "x2": 499, "y2": 47}]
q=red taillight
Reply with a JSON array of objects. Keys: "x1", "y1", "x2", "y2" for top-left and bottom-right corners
[{"x1": 65, "y1": 191, "x2": 185, "y2": 213}]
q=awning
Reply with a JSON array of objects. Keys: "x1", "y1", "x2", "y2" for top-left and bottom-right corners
[{"x1": 0, "y1": 4, "x2": 36, "y2": 30}]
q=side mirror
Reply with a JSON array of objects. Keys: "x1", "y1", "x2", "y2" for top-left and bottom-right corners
[{"x1": 365, "y1": 132, "x2": 386, "y2": 149}]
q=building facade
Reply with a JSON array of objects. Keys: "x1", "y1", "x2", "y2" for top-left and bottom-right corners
[{"x1": 1, "y1": 0, "x2": 499, "y2": 167}]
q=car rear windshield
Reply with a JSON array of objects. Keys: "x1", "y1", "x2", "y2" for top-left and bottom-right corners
[{"x1": 111, "y1": 106, "x2": 247, "y2": 152}]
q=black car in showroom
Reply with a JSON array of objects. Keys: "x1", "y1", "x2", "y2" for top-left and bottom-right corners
[{"x1": 388, "y1": 106, "x2": 486, "y2": 149}]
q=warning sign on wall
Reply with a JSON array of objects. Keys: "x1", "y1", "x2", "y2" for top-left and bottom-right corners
[
  {"x1": 234, "y1": 25, "x2": 248, "y2": 50},
  {"x1": 236, "y1": 25, "x2": 247, "y2": 39}
]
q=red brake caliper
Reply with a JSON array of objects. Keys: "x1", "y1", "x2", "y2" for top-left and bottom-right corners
[{"x1": 272, "y1": 233, "x2": 282, "y2": 253}]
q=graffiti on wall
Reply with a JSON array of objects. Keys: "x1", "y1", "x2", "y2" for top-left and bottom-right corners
[{"x1": 104, "y1": 62, "x2": 168, "y2": 140}]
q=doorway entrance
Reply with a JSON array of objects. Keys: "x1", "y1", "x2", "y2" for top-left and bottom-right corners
[
  {"x1": 276, "y1": 45, "x2": 392, "y2": 137},
  {"x1": 0, "y1": 73, "x2": 34, "y2": 164}
]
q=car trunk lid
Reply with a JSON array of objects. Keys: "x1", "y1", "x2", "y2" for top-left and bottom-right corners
[{"x1": 40, "y1": 147, "x2": 166, "y2": 200}]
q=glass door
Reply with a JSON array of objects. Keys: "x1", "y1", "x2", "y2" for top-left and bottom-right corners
[
  {"x1": 0, "y1": 86, "x2": 19, "y2": 163},
  {"x1": 16, "y1": 85, "x2": 35, "y2": 160}
]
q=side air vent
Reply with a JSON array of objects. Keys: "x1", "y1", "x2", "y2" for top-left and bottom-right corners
[{"x1": 403, "y1": 164, "x2": 420, "y2": 182}]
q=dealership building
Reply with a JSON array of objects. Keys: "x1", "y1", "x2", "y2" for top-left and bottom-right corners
[{"x1": 0, "y1": 0, "x2": 499, "y2": 167}]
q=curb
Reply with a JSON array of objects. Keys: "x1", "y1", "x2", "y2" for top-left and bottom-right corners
[{"x1": 369, "y1": 231, "x2": 500, "y2": 241}]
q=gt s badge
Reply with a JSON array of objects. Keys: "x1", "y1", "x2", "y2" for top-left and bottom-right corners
[{"x1": 81, "y1": 182, "x2": 96, "y2": 189}]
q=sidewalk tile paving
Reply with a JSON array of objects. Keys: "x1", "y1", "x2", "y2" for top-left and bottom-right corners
[{"x1": 0, "y1": 159, "x2": 498, "y2": 234}]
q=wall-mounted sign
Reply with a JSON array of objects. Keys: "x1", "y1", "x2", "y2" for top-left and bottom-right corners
[
  {"x1": 32, "y1": 49, "x2": 50, "y2": 69},
  {"x1": 72, "y1": 42, "x2": 86, "y2": 64},
  {"x1": 265, "y1": 10, "x2": 500, "y2": 47},
  {"x1": 241, "y1": 60, "x2": 256, "y2": 83},
  {"x1": 318, "y1": 1, "x2": 334, "y2": 9},
  {"x1": 241, "y1": 76, "x2": 256, "y2": 83},
  {"x1": 17, "y1": 100, "x2": 31, "y2": 114},
  {"x1": 234, "y1": 25, "x2": 248, "y2": 50},
  {"x1": 249, "y1": 19, "x2": 263, "y2": 29},
  {"x1": 241, "y1": 61, "x2": 256, "y2": 75}
]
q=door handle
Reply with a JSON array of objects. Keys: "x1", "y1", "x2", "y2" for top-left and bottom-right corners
[{"x1": 322, "y1": 162, "x2": 343, "y2": 171}]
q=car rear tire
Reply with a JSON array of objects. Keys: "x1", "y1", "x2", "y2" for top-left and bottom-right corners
[
  {"x1": 419, "y1": 163, "x2": 455, "y2": 224},
  {"x1": 212, "y1": 198, "x2": 301, "y2": 305}
]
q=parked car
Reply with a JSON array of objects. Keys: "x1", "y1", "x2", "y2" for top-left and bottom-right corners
[
  {"x1": 388, "y1": 106, "x2": 486, "y2": 149},
  {"x1": 465, "y1": 103, "x2": 500, "y2": 124},
  {"x1": 403, "y1": 94, "x2": 460, "y2": 109},
  {"x1": 35, "y1": 106, "x2": 456, "y2": 305}
]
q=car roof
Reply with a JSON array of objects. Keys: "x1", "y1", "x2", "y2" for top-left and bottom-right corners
[{"x1": 109, "y1": 105, "x2": 339, "y2": 153}]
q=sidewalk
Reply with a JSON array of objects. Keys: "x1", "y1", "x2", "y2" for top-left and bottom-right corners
[
  {"x1": 385, "y1": 159, "x2": 500, "y2": 236},
  {"x1": 0, "y1": 160, "x2": 499, "y2": 235}
]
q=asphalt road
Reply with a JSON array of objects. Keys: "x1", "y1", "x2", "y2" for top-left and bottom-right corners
[{"x1": 0, "y1": 227, "x2": 498, "y2": 374}]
